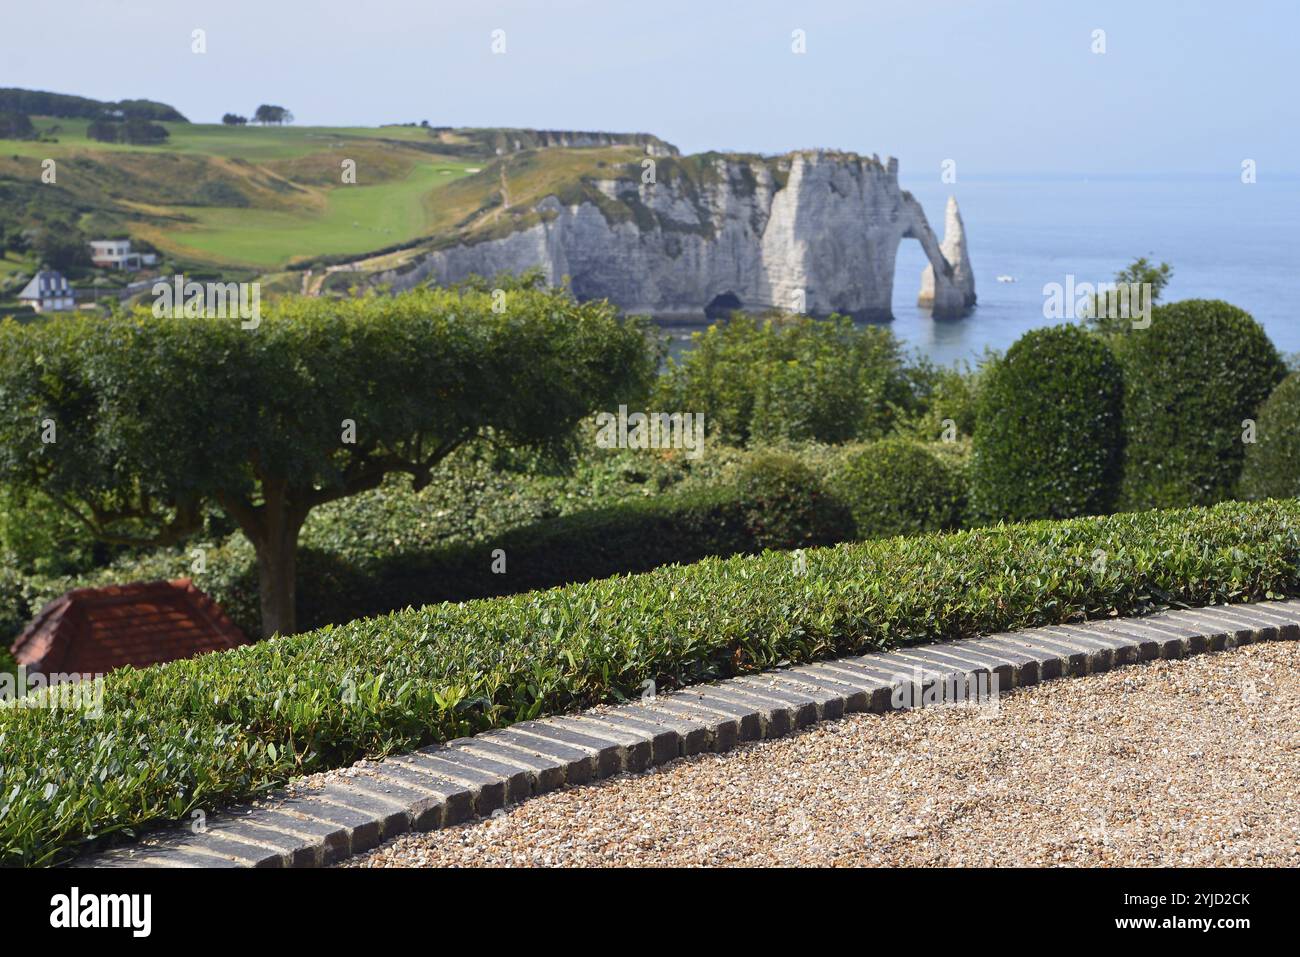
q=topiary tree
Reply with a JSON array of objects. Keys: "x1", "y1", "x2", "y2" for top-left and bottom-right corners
[
  {"x1": 1117, "y1": 299, "x2": 1285, "y2": 510},
  {"x1": 0, "y1": 287, "x2": 654, "y2": 638},
  {"x1": 733, "y1": 450, "x2": 848, "y2": 549},
  {"x1": 830, "y1": 438, "x2": 966, "y2": 539},
  {"x1": 1238, "y1": 372, "x2": 1300, "y2": 500},
  {"x1": 971, "y1": 324, "x2": 1125, "y2": 521}
]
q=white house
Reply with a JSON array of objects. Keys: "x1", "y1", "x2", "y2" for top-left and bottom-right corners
[
  {"x1": 17, "y1": 270, "x2": 77, "y2": 313},
  {"x1": 88, "y1": 239, "x2": 158, "y2": 271}
]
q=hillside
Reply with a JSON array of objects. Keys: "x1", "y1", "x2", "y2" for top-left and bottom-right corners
[{"x1": 0, "y1": 107, "x2": 677, "y2": 275}]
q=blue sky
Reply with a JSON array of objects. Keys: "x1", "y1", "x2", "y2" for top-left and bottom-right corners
[{"x1": 3, "y1": 0, "x2": 1297, "y2": 175}]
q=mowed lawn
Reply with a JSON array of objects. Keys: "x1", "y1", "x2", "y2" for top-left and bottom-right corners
[{"x1": 167, "y1": 160, "x2": 479, "y2": 267}]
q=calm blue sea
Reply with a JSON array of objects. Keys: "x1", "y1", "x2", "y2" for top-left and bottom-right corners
[{"x1": 658, "y1": 174, "x2": 1300, "y2": 368}]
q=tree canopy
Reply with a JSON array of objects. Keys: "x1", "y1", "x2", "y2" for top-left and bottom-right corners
[
  {"x1": 253, "y1": 104, "x2": 293, "y2": 125},
  {"x1": 0, "y1": 287, "x2": 655, "y2": 637}
]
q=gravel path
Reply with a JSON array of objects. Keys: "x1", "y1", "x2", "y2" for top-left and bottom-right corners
[{"x1": 340, "y1": 640, "x2": 1300, "y2": 867}]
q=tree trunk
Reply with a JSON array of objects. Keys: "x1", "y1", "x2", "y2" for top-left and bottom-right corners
[{"x1": 254, "y1": 507, "x2": 304, "y2": 639}]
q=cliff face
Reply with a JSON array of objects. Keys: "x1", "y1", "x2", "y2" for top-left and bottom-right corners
[{"x1": 382, "y1": 150, "x2": 974, "y2": 319}]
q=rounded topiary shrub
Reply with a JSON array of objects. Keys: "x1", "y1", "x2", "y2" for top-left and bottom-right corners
[
  {"x1": 830, "y1": 438, "x2": 966, "y2": 539},
  {"x1": 971, "y1": 324, "x2": 1125, "y2": 521},
  {"x1": 1117, "y1": 299, "x2": 1285, "y2": 509},
  {"x1": 1239, "y1": 372, "x2": 1300, "y2": 500},
  {"x1": 734, "y1": 450, "x2": 848, "y2": 549}
]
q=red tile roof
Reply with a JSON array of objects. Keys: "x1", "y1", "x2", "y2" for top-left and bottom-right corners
[{"x1": 9, "y1": 579, "x2": 248, "y2": 676}]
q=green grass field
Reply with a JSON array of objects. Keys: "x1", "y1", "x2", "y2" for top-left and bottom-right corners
[
  {"x1": 1, "y1": 119, "x2": 486, "y2": 269},
  {"x1": 0, "y1": 253, "x2": 26, "y2": 278},
  {"x1": 168, "y1": 159, "x2": 479, "y2": 267}
]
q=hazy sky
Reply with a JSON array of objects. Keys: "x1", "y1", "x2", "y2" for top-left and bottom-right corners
[{"x1": 4, "y1": 0, "x2": 1297, "y2": 176}]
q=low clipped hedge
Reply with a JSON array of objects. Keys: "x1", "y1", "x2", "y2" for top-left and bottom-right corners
[
  {"x1": 4, "y1": 498, "x2": 1300, "y2": 865},
  {"x1": 971, "y1": 324, "x2": 1125, "y2": 521},
  {"x1": 1239, "y1": 373, "x2": 1300, "y2": 501},
  {"x1": 830, "y1": 438, "x2": 966, "y2": 538},
  {"x1": 1117, "y1": 300, "x2": 1285, "y2": 509}
]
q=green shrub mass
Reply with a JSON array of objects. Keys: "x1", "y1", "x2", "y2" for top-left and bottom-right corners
[
  {"x1": 654, "y1": 314, "x2": 920, "y2": 445},
  {"x1": 733, "y1": 450, "x2": 849, "y2": 548},
  {"x1": 1117, "y1": 300, "x2": 1285, "y2": 509},
  {"x1": 972, "y1": 325, "x2": 1125, "y2": 521},
  {"x1": 0, "y1": 286, "x2": 654, "y2": 639},
  {"x1": 2, "y1": 451, "x2": 864, "y2": 645},
  {"x1": 830, "y1": 438, "x2": 967, "y2": 538},
  {"x1": 2, "y1": 498, "x2": 1297, "y2": 865},
  {"x1": 1239, "y1": 373, "x2": 1300, "y2": 500}
]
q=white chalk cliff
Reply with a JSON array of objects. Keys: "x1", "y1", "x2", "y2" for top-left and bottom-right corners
[{"x1": 382, "y1": 150, "x2": 975, "y2": 319}]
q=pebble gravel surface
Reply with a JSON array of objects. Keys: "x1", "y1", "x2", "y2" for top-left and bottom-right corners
[{"x1": 339, "y1": 640, "x2": 1300, "y2": 867}]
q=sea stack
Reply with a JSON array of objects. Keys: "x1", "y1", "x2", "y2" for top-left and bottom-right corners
[{"x1": 918, "y1": 196, "x2": 977, "y2": 314}]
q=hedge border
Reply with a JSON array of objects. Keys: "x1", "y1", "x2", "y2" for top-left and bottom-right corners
[
  {"x1": 81, "y1": 597, "x2": 1300, "y2": 868},
  {"x1": 3, "y1": 498, "x2": 1299, "y2": 866}
]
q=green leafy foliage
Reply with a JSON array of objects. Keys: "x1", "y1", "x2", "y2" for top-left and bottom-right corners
[
  {"x1": 0, "y1": 287, "x2": 655, "y2": 637},
  {"x1": 733, "y1": 450, "x2": 849, "y2": 548},
  {"x1": 654, "y1": 314, "x2": 919, "y2": 445},
  {"x1": 830, "y1": 438, "x2": 966, "y2": 538},
  {"x1": 2, "y1": 498, "x2": 1297, "y2": 865},
  {"x1": 1239, "y1": 373, "x2": 1300, "y2": 500},
  {"x1": 1117, "y1": 300, "x2": 1285, "y2": 509},
  {"x1": 1, "y1": 460, "x2": 841, "y2": 647},
  {"x1": 971, "y1": 324, "x2": 1125, "y2": 521},
  {"x1": 1085, "y1": 256, "x2": 1173, "y2": 335},
  {"x1": 0, "y1": 486, "x2": 105, "y2": 576},
  {"x1": 895, "y1": 357, "x2": 985, "y2": 443}
]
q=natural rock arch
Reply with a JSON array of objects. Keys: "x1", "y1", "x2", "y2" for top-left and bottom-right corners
[{"x1": 705, "y1": 291, "x2": 743, "y2": 320}]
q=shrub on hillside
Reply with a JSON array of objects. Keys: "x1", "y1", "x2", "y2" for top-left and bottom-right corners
[
  {"x1": 1117, "y1": 300, "x2": 1285, "y2": 509},
  {"x1": 654, "y1": 314, "x2": 919, "y2": 445},
  {"x1": 1239, "y1": 372, "x2": 1300, "y2": 500},
  {"x1": 830, "y1": 438, "x2": 966, "y2": 538},
  {"x1": 971, "y1": 324, "x2": 1125, "y2": 521},
  {"x1": 734, "y1": 450, "x2": 849, "y2": 548},
  {"x1": 0, "y1": 112, "x2": 35, "y2": 140}
]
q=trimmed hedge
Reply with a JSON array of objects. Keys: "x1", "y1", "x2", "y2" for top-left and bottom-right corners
[
  {"x1": 1117, "y1": 300, "x2": 1285, "y2": 509},
  {"x1": 971, "y1": 324, "x2": 1125, "y2": 521},
  {"x1": 830, "y1": 438, "x2": 966, "y2": 538},
  {"x1": 3, "y1": 498, "x2": 1299, "y2": 865},
  {"x1": 733, "y1": 451, "x2": 849, "y2": 548},
  {"x1": 1239, "y1": 372, "x2": 1300, "y2": 500},
  {"x1": 1, "y1": 480, "x2": 824, "y2": 650}
]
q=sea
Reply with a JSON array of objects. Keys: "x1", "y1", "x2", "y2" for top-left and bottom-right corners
[{"x1": 656, "y1": 173, "x2": 1300, "y2": 368}]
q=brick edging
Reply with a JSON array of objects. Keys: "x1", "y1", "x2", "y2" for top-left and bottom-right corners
[{"x1": 79, "y1": 599, "x2": 1300, "y2": 868}]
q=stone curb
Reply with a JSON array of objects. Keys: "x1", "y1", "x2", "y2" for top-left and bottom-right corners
[{"x1": 78, "y1": 598, "x2": 1300, "y2": 868}]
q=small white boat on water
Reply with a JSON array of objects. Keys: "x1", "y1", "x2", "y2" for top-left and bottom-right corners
[{"x1": 996, "y1": 275, "x2": 1016, "y2": 283}]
